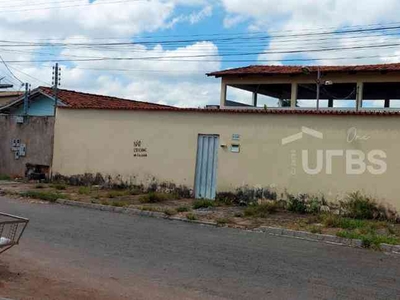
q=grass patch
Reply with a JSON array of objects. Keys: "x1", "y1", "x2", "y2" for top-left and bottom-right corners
[
  {"x1": 244, "y1": 203, "x2": 278, "y2": 218},
  {"x1": 107, "y1": 190, "x2": 130, "y2": 199},
  {"x1": 140, "y1": 206, "x2": 161, "y2": 212},
  {"x1": 21, "y1": 190, "x2": 68, "y2": 203},
  {"x1": 309, "y1": 225, "x2": 323, "y2": 234},
  {"x1": 336, "y1": 230, "x2": 400, "y2": 248},
  {"x1": 193, "y1": 199, "x2": 215, "y2": 209},
  {"x1": 101, "y1": 200, "x2": 110, "y2": 206},
  {"x1": 216, "y1": 217, "x2": 233, "y2": 226},
  {"x1": 112, "y1": 201, "x2": 127, "y2": 207},
  {"x1": 164, "y1": 209, "x2": 177, "y2": 216},
  {"x1": 0, "y1": 174, "x2": 11, "y2": 181},
  {"x1": 321, "y1": 214, "x2": 372, "y2": 230},
  {"x1": 52, "y1": 183, "x2": 67, "y2": 190},
  {"x1": 186, "y1": 213, "x2": 198, "y2": 221},
  {"x1": 177, "y1": 206, "x2": 190, "y2": 213},
  {"x1": 139, "y1": 192, "x2": 172, "y2": 204},
  {"x1": 78, "y1": 186, "x2": 92, "y2": 195}
]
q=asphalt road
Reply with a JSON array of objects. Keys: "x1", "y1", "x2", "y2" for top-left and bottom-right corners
[{"x1": 0, "y1": 196, "x2": 400, "y2": 300}]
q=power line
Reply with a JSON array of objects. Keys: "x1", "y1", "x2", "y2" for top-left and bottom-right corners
[
  {"x1": 2, "y1": 24, "x2": 400, "y2": 47},
  {"x1": 0, "y1": 55, "x2": 23, "y2": 84},
  {"x1": 0, "y1": 0, "x2": 147, "y2": 14}
]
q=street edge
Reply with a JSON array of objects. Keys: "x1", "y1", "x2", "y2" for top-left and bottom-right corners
[{"x1": 55, "y1": 199, "x2": 400, "y2": 254}]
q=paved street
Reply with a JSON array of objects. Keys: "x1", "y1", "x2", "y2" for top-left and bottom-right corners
[{"x1": 0, "y1": 196, "x2": 399, "y2": 300}]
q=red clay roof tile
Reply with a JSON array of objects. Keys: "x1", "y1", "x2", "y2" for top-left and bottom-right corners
[{"x1": 38, "y1": 86, "x2": 172, "y2": 110}]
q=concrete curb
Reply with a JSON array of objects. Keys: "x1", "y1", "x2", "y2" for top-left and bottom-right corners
[{"x1": 56, "y1": 199, "x2": 400, "y2": 254}]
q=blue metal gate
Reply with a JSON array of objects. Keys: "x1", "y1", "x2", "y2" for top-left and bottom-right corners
[{"x1": 194, "y1": 135, "x2": 219, "y2": 200}]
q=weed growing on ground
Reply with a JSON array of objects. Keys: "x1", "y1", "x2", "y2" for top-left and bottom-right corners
[
  {"x1": 21, "y1": 190, "x2": 68, "y2": 202},
  {"x1": 186, "y1": 213, "x2": 198, "y2": 221},
  {"x1": 336, "y1": 230, "x2": 400, "y2": 248},
  {"x1": 164, "y1": 209, "x2": 177, "y2": 216},
  {"x1": 139, "y1": 192, "x2": 173, "y2": 203},
  {"x1": 193, "y1": 199, "x2": 215, "y2": 209},
  {"x1": 216, "y1": 217, "x2": 233, "y2": 226},
  {"x1": 177, "y1": 206, "x2": 190, "y2": 213},
  {"x1": 244, "y1": 203, "x2": 278, "y2": 218},
  {"x1": 107, "y1": 190, "x2": 130, "y2": 199},
  {"x1": 321, "y1": 214, "x2": 372, "y2": 230},
  {"x1": 234, "y1": 212, "x2": 244, "y2": 218},
  {"x1": 111, "y1": 201, "x2": 127, "y2": 207},
  {"x1": 342, "y1": 192, "x2": 387, "y2": 220},
  {"x1": 78, "y1": 186, "x2": 92, "y2": 195},
  {"x1": 309, "y1": 225, "x2": 323, "y2": 234},
  {"x1": 101, "y1": 200, "x2": 110, "y2": 206},
  {"x1": 0, "y1": 174, "x2": 11, "y2": 181},
  {"x1": 52, "y1": 183, "x2": 67, "y2": 190},
  {"x1": 35, "y1": 184, "x2": 45, "y2": 189}
]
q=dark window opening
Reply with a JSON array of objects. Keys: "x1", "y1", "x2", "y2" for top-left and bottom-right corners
[
  {"x1": 363, "y1": 82, "x2": 400, "y2": 109},
  {"x1": 297, "y1": 83, "x2": 357, "y2": 108},
  {"x1": 225, "y1": 84, "x2": 292, "y2": 108}
]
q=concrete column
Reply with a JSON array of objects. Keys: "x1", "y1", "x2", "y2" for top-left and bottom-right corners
[
  {"x1": 220, "y1": 80, "x2": 227, "y2": 108},
  {"x1": 252, "y1": 92, "x2": 258, "y2": 107},
  {"x1": 291, "y1": 83, "x2": 298, "y2": 109},
  {"x1": 356, "y1": 82, "x2": 364, "y2": 111}
]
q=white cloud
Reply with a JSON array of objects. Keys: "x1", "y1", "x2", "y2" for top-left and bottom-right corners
[{"x1": 0, "y1": 0, "x2": 220, "y2": 108}]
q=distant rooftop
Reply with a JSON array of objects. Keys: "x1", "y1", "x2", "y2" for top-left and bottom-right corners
[{"x1": 207, "y1": 63, "x2": 400, "y2": 77}]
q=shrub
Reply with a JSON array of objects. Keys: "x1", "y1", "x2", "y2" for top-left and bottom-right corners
[
  {"x1": 342, "y1": 192, "x2": 382, "y2": 220},
  {"x1": 139, "y1": 192, "x2": 171, "y2": 203},
  {"x1": 193, "y1": 199, "x2": 215, "y2": 209},
  {"x1": 186, "y1": 213, "x2": 198, "y2": 221},
  {"x1": 78, "y1": 186, "x2": 92, "y2": 195},
  {"x1": 244, "y1": 202, "x2": 278, "y2": 218},
  {"x1": 21, "y1": 191, "x2": 68, "y2": 203},
  {"x1": 177, "y1": 206, "x2": 190, "y2": 213},
  {"x1": 287, "y1": 194, "x2": 308, "y2": 214}
]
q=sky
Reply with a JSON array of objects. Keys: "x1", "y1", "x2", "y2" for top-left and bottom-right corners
[{"x1": 1, "y1": 0, "x2": 400, "y2": 107}]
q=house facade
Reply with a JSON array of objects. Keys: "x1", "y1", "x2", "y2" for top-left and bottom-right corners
[
  {"x1": 50, "y1": 63, "x2": 400, "y2": 210},
  {"x1": 0, "y1": 86, "x2": 169, "y2": 178}
]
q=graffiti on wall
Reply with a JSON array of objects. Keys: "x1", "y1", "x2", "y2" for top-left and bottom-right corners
[{"x1": 11, "y1": 139, "x2": 27, "y2": 160}]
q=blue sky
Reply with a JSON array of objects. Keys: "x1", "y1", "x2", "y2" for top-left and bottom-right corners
[{"x1": 0, "y1": 0, "x2": 400, "y2": 107}]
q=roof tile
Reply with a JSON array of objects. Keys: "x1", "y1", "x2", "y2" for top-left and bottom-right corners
[
  {"x1": 39, "y1": 86, "x2": 172, "y2": 110},
  {"x1": 207, "y1": 63, "x2": 400, "y2": 77}
]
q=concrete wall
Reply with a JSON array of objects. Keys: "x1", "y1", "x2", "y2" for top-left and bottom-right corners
[
  {"x1": 0, "y1": 115, "x2": 55, "y2": 177},
  {"x1": 53, "y1": 108, "x2": 400, "y2": 210}
]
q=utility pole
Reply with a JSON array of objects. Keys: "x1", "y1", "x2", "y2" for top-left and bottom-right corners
[
  {"x1": 316, "y1": 67, "x2": 321, "y2": 110},
  {"x1": 23, "y1": 83, "x2": 30, "y2": 115},
  {"x1": 52, "y1": 63, "x2": 61, "y2": 116}
]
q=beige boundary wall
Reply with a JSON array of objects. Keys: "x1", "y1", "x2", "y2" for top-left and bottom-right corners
[{"x1": 53, "y1": 108, "x2": 400, "y2": 210}]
